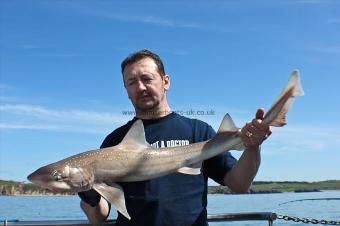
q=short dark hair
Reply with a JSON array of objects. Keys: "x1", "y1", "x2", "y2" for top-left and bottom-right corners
[{"x1": 121, "y1": 49, "x2": 166, "y2": 76}]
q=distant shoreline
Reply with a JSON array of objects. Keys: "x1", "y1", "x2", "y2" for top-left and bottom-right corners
[
  {"x1": 1, "y1": 179, "x2": 339, "y2": 196},
  {"x1": 208, "y1": 180, "x2": 340, "y2": 194}
]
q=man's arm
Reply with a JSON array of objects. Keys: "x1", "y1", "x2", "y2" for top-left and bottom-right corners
[
  {"x1": 223, "y1": 146, "x2": 261, "y2": 193},
  {"x1": 79, "y1": 189, "x2": 111, "y2": 224},
  {"x1": 80, "y1": 197, "x2": 111, "y2": 224},
  {"x1": 223, "y1": 108, "x2": 271, "y2": 193},
  {"x1": 79, "y1": 129, "x2": 121, "y2": 223}
]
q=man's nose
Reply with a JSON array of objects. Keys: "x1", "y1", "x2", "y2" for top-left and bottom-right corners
[{"x1": 136, "y1": 80, "x2": 147, "y2": 91}]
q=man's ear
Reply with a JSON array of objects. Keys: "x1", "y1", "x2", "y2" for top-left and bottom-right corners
[{"x1": 163, "y1": 74, "x2": 170, "y2": 91}]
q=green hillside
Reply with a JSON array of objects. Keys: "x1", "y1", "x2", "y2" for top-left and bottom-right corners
[
  {"x1": 208, "y1": 180, "x2": 340, "y2": 194},
  {"x1": 0, "y1": 180, "x2": 74, "y2": 195},
  {"x1": 1, "y1": 179, "x2": 339, "y2": 195}
]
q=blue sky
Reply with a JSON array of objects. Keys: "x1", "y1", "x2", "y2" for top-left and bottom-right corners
[{"x1": 0, "y1": 0, "x2": 339, "y2": 182}]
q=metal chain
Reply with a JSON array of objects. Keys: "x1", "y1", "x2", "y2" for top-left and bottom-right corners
[{"x1": 276, "y1": 213, "x2": 340, "y2": 225}]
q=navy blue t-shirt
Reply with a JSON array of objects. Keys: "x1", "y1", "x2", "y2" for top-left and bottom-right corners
[{"x1": 101, "y1": 112, "x2": 237, "y2": 226}]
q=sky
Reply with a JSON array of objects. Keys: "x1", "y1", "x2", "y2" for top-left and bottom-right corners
[{"x1": 0, "y1": 0, "x2": 339, "y2": 183}]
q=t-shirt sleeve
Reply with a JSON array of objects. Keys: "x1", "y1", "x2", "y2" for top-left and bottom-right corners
[
  {"x1": 202, "y1": 125, "x2": 237, "y2": 185},
  {"x1": 100, "y1": 133, "x2": 114, "y2": 148}
]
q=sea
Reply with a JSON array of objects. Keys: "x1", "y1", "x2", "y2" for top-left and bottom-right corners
[{"x1": 0, "y1": 191, "x2": 339, "y2": 225}]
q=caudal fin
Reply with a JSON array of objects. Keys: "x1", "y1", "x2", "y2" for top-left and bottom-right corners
[{"x1": 263, "y1": 70, "x2": 304, "y2": 127}]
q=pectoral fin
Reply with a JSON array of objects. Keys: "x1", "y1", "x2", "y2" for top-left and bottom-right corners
[
  {"x1": 93, "y1": 183, "x2": 131, "y2": 220},
  {"x1": 177, "y1": 166, "x2": 201, "y2": 175},
  {"x1": 177, "y1": 162, "x2": 202, "y2": 175}
]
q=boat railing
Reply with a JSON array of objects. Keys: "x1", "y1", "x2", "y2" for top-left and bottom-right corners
[
  {"x1": 208, "y1": 212, "x2": 276, "y2": 226},
  {"x1": 2, "y1": 212, "x2": 276, "y2": 226}
]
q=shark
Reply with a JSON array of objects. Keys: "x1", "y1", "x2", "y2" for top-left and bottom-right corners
[{"x1": 27, "y1": 70, "x2": 304, "y2": 220}]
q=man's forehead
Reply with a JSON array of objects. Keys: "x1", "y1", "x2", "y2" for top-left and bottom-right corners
[
  {"x1": 123, "y1": 58, "x2": 160, "y2": 81},
  {"x1": 126, "y1": 58, "x2": 157, "y2": 73}
]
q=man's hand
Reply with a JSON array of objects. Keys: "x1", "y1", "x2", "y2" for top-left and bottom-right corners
[
  {"x1": 239, "y1": 108, "x2": 272, "y2": 150},
  {"x1": 78, "y1": 189, "x2": 101, "y2": 207}
]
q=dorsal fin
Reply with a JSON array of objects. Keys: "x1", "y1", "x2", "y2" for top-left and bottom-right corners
[
  {"x1": 119, "y1": 119, "x2": 150, "y2": 148},
  {"x1": 217, "y1": 113, "x2": 239, "y2": 133},
  {"x1": 215, "y1": 114, "x2": 244, "y2": 151}
]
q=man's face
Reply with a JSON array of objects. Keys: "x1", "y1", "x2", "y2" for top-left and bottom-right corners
[{"x1": 123, "y1": 58, "x2": 169, "y2": 113}]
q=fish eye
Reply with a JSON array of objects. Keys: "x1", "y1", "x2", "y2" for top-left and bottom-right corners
[
  {"x1": 52, "y1": 170, "x2": 63, "y2": 182},
  {"x1": 54, "y1": 174, "x2": 63, "y2": 181}
]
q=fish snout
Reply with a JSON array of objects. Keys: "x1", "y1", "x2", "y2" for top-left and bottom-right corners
[
  {"x1": 27, "y1": 165, "x2": 56, "y2": 185},
  {"x1": 27, "y1": 169, "x2": 46, "y2": 185},
  {"x1": 27, "y1": 172, "x2": 34, "y2": 182}
]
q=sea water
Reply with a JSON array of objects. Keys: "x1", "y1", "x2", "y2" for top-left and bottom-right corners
[{"x1": 0, "y1": 191, "x2": 339, "y2": 225}]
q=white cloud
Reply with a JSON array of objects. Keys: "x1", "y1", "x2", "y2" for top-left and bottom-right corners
[
  {"x1": 2, "y1": 104, "x2": 339, "y2": 154},
  {"x1": 0, "y1": 104, "x2": 128, "y2": 134},
  {"x1": 0, "y1": 83, "x2": 12, "y2": 92},
  {"x1": 88, "y1": 10, "x2": 201, "y2": 29},
  {"x1": 263, "y1": 124, "x2": 340, "y2": 154},
  {"x1": 0, "y1": 122, "x2": 109, "y2": 134},
  {"x1": 17, "y1": 44, "x2": 40, "y2": 50},
  {"x1": 0, "y1": 96, "x2": 18, "y2": 102},
  {"x1": 314, "y1": 46, "x2": 340, "y2": 55},
  {"x1": 0, "y1": 104, "x2": 124, "y2": 123},
  {"x1": 164, "y1": 104, "x2": 340, "y2": 155},
  {"x1": 0, "y1": 84, "x2": 18, "y2": 102},
  {"x1": 325, "y1": 18, "x2": 340, "y2": 24},
  {"x1": 0, "y1": 123, "x2": 63, "y2": 130},
  {"x1": 52, "y1": 1, "x2": 201, "y2": 29},
  {"x1": 295, "y1": 0, "x2": 338, "y2": 4},
  {"x1": 33, "y1": 53, "x2": 83, "y2": 57},
  {"x1": 54, "y1": 2, "x2": 240, "y2": 33}
]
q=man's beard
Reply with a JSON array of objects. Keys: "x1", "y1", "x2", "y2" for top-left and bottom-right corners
[{"x1": 134, "y1": 91, "x2": 163, "y2": 116}]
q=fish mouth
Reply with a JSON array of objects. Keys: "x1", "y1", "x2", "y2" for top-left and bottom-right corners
[
  {"x1": 27, "y1": 172, "x2": 71, "y2": 192},
  {"x1": 27, "y1": 171, "x2": 48, "y2": 188},
  {"x1": 27, "y1": 167, "x2": 55, "y2": 189}
]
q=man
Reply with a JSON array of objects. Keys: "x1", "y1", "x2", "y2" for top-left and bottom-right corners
[{"x1": 79, "y1": 49, "x2": 271, "y2": 225}]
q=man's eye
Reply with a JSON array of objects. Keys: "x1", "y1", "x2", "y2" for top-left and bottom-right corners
[{"x1": 143, "y1": 78, "x2": 152, "y2": 83}]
